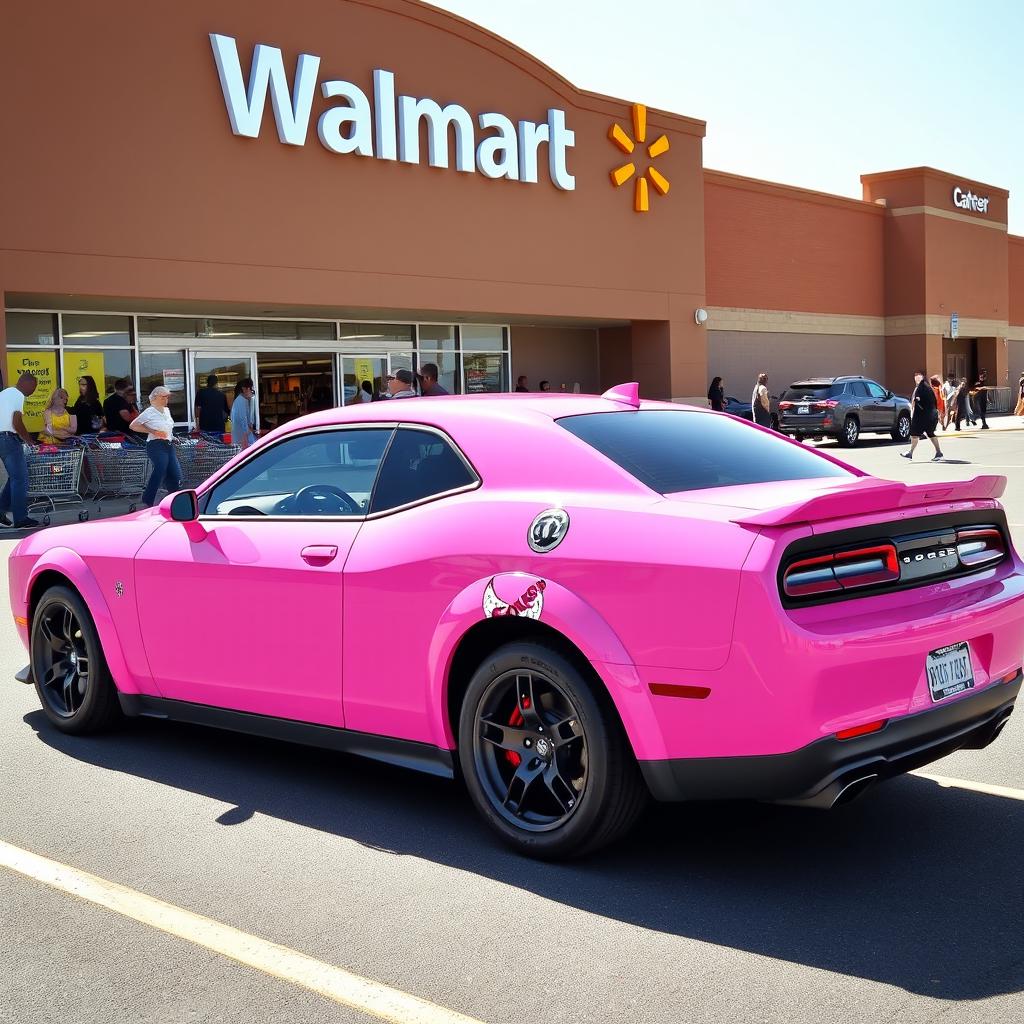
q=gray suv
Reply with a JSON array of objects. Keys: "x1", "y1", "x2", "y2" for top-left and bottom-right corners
[{"x1": 778, "y1": 376, "x2": 912, "y2": 447}]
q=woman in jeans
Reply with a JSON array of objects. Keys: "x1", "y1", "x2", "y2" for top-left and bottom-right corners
[{"x1": 130, "y1": 386, "x2": 181, "y2": 506}]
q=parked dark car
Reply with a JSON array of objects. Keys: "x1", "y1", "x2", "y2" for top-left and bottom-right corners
[
  {"x1": 778, "y1": 376, "x2": 911, "y2": 447},
  {"x1": 723, "y1": 393, "x2": 780, "y2": 430}
]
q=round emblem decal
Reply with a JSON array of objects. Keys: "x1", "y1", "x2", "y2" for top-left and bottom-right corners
[
  {"x1": 528, "y1": 509, "x2": 570, "y2": 553},
  {"x1": 535, "y1": 737, "x2": 552, "y2": 758}
]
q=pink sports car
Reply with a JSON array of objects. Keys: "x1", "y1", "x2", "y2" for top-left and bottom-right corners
[{"x1": 8, "y1": 384, "x2": 1024, "y2": 858}]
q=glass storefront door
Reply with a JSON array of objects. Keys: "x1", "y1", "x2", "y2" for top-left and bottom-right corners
[
  {"x1": 341, "y1": 354, "x2": 417, "y2": 403},
  {"x1": 191, "y1": 353, "x2": 256, "y2": 430}
]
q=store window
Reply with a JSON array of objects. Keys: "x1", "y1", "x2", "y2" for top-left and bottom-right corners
[
  {"x1": 460, "y1": 325, "x2": 507, "y2": 352},
  {"x1": 418, "y1": 325, "x2": 456, "y2": 351},
  {"x1": 62, "y1": 313, "x2": 132, "y2": 347},
  {"x1": 140, "y1": 351, "x2": 188, "y2": 423},
  {"x1": 5, "y1": 312, "x2": 56, "y2": 347},
  {"x1": 463, "y1": 353, "x2": 509, "y2": 394},
  {"x1": 339, "y1": 323, "x2": 414, "y2": 347},
  {"x1": 417, "y1": 350, "x2": 459, "y2": 395}
]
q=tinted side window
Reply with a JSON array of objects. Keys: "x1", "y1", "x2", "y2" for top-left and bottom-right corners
[
  {"x1": 848, "y1": 382, "x2": 870, "y2": 398},
  {"x1": 204, "y1": 428, "x2": 393, "y2": 516},
  {"x1": 370, "y1": 428, "x2": 476, "y2": 513},
  {"x1": 559, "y1": 411, "x2": 851, "y2": 493},
  {"x1": 866, "y1": 382, "x2": 888, "y2": 399}
]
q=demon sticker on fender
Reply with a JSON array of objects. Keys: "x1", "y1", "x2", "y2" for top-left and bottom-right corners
[{"x1": 483, "y1": 578, "x2": 547, "y2": 619}]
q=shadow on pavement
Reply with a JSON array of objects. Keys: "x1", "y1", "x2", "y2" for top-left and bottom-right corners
[{"x1": 25, "y1": 709, "x2": 1024, "y2": 1002}]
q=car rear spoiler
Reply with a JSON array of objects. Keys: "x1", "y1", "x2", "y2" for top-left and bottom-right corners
[{"x1": 732, "y1": 475, "x2": 1007, "y2": 528}]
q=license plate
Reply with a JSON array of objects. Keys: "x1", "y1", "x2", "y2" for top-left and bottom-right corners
[
  {"x1": 926, "y1": 642, "x2": 975, "y2": 702},
  {"x1": 798, "y1": 405, "x2": 809, "y2": 415}
]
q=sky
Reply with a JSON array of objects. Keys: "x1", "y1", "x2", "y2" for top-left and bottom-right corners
[{"x1": 430, "y1": 0, "x2": 1024, "y2": 233}]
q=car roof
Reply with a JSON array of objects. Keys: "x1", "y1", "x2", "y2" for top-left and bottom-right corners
[{"x1": 786, "y1": 376, "x2": 868, "y2": 386}]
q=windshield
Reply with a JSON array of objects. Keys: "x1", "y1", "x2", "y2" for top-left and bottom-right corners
[{"x1": 558, "y1": 410, "x2": 852, "y2": 494}]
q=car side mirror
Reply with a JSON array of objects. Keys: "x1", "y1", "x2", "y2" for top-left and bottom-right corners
[
  {"x1": 159, "y1": 490, "x2": 199, "y2": 522},
  {"x1": 886, "y1": 391, "x2": 893, "y2": 399}
]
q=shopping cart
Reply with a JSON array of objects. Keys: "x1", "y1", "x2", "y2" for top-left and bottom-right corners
[
  {"x1": 81, "y1": 436, "x2": 149, "y2": 513},
  {"x1": 178, "y1": 433, "x2": 241, "y2": 489},
  {"x1": 24, "y1": 444, "x2": 87, "y2": 524}
]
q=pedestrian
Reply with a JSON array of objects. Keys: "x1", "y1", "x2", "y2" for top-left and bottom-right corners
[
  {"x1": 386, "y1": 368, "x2": 418, "y2": 399},
  {"x1": 71, "y1": 375, "x2": 104, "y2": 434},
  {"x1": 929, "y1": 375, "x2": 945, "y2": 431},
  {"x1": 230, "y1": 379, "x2": 258, "y2": 448},
  {"x1": 358, "y1": 380, "x2": 373, "y2": 403},
  {"x1": 751, "y1": 372, "x2": 772, "y2": 428},
  {"x1": 974, "y1": 369, "x2": 989, "y2": 429},
  {"x1": 940, "y1": 375, "x2": 957, "y2": 430},
  {"x1": 194, "y1": 373, "x2": 229, "y2": 434},
  {"x1": 103, "y1": 377, "x2": 144, "y2": 439},
  {"x1": 38, "y1": 388, "x2": 76, "y2": 445},
  {"x1": 901, "y1": 369, "x2": 943, "y2": 460},
  {"x1": 130, "y1": 386, "x2": 182, "y2": 507},
  {"x1": 539, "y1": 380, "x2": 551, "y2": 392},
  {"x1": 1015, "y1": 372, "x2": 1024, "y2": 418},
  {"x1": 965, "y1": 384, "x2": 977, "y2": 426},
  {"x1": 707, "y1": 375, "x2": 725, "y2": 412},
  {"x1": 419, "y1": 362, "x2": 449, "y2": 397},
  {"x1": 952, "y1": 377, "x2": 969, "y2": 431},
  {"x1": 0, "y1": 372, "x2": 41, "y2": 528},
  {"x1": 515, "y1": 375, "x2": 529, "y2": 392}
]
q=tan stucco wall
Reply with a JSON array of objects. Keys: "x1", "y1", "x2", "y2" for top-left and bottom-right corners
[
  {"x1": 510, "y1": 326, "x2": 598, "y2": 394},
  {"x1": 707, "y1": 331, "x2": 886, "y2": 399}
]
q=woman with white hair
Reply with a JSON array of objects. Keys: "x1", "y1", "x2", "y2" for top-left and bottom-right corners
[{"x1": 130, "y1": 386, "x2": 182, "y2": 506}]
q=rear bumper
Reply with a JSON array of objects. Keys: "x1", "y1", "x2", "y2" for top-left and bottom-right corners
[{"x1": 639, "y1": 673, "x2": 1020, "y2": 805}]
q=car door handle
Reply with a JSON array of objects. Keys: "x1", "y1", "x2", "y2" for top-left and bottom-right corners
[{"x1": 301, "y1": 545, "x2": 338, "y2": 566}]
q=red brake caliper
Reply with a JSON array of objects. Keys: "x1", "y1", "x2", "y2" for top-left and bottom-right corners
[{"x1": 505, "y1": 700, "x2": 528, "y2": 766}]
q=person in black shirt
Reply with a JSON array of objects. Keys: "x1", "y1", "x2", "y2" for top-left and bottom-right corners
[
  {"x1": 194, "y1": 374, "x2": 229, "y2": 433},
  {"x1": 973, "y1": 369, "x2": 989, "y2": 429},
  {"x1": 103, "y1": 378, "x2": 145, "y2": 441},
  {"x1": 707, "y1": 376, "x2": 725, "y2": 412},
  {"x1": 515, "y1": 375, "x2": 529, "y2": 392},
  {"x1": 71, "y1": 375, "x2": 104, "y2": 434},
  {"x1": 901, "y1": 370, "x2": 943, "y2": 461}
]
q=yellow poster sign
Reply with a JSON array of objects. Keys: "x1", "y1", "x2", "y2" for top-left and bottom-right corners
[
  {"x1": 353, "y1": 359, "x2": 375, "y2": 391},
  {"x1": 62, "y1": 350, "x2": 106, "y2": 400},
  {"x1": 6, "y1": 351, "x2": 58, "y2": 432}
]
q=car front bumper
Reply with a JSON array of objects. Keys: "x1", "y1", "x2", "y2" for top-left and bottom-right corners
[{"x1": 639, "y1": 672, "x2": 1020, "y2": 805}]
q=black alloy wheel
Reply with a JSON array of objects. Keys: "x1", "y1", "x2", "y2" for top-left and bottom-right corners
[
  {"x1": 31, "y1": 586, "x2": 121, "y2": 734},
  {"x1": 459, "y1": 641, "x2": 647, "y2": 859}
]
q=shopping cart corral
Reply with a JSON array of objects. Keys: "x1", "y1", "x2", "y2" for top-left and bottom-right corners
[
  {"x1": 81, "y1": 436, "x2": 149, "y2": 514},
  {"x1": 177, "y1": 433, "x2": 241, "y2": 489},
  {"x1": 24, "y1": 443, "x2": 87, "y2": 524}
]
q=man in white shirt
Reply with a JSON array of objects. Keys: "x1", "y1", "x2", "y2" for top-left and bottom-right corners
[{"x1": 0, "y1": 372, "x2": 40, "y2": 528}]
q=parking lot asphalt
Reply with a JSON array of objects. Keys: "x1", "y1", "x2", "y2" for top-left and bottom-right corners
[{"x1": 2, "y1": 418, "x2": 1023, "y2": 1024}]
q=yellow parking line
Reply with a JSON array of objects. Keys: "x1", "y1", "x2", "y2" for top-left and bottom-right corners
[
  {"x1": 0, "y1": 839, "x2": 486, "y2": 1024},
  {"x1": 913, "y1": 772, "x2": 1024, "y2": 802}
]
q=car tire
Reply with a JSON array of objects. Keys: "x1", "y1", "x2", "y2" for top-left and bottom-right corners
[
  {"x1": 892, "y1": 413, "x2": 911, "y2": 443},
  {"x1": 838, "y1": 416, "x2": 860, "y2": 447},
  {"x1": 458, "y1": 641, "x2": 647, "y2": 859},
  {"x1": 30, "y1": 585, "x2": 121, "y2": 735}
]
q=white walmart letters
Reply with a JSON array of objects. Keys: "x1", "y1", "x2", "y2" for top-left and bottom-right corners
[{"x1": 210, "y1": 34, "x2": 576, "y2": 190}]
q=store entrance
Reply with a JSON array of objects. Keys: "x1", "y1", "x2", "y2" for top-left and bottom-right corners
[
  {"x1": 256, "y1": 353, "x2": 336, "y2": 429},
  {"x1": 192, "y1": 353, "x2": 254, "y2": 433},
  {"x1": 943, "y1": 338, "x2": 975, "y2": 385}
]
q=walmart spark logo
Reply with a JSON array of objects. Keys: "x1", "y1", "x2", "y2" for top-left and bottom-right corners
[{"x1": 608, "y1": 103, "x2": 670, "y2": 213}]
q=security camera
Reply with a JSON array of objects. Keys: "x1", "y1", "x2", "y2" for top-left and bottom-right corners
[{"x1": 694, "y1": 308, "x2": 709, "y2": 326}]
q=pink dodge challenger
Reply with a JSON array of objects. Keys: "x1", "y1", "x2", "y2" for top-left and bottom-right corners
[{"x1": 9, "y1": 385, "x2": 1024, "y2": 857}]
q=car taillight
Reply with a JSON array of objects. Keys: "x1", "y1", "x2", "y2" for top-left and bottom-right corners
[
  {"x1": 956, "y1": 527, "x2": 1005, "y2": 567},
  {"x1": 783, "y1": 544, "x2": 899, "y2": 598},
  {"x1": 814, "y1": 399, "x2": 840, "y2": 409},
  {"x1": 779, "y1": 401, "x2": 793, "y2": 410}
]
